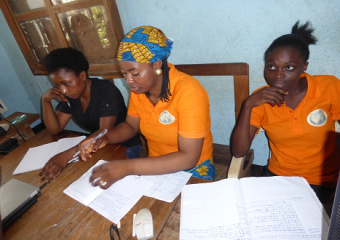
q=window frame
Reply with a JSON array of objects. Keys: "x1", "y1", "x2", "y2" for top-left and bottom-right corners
[{"x1": 0, "y1": 0, "x2": 124, "y2": 77}]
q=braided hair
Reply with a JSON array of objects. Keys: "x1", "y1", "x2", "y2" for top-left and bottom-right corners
[
  {"x1": 145, "y1": 59, "x2": 172, "y2": 102},
  {"x1": 264, "y1": 21, "x2": 318, "y2": 63}
]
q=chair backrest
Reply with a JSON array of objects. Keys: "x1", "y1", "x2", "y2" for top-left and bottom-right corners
[
  {"x1": 175, "y1": 63, "x2": 253, "y2": 180},
  {"x1": 102, "y1": 63, "x2": 249, "y2": 121},
  {"x1": 175, "y1": 63, "x2": 249, "y2": 121}
]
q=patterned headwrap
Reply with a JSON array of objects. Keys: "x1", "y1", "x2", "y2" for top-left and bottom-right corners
[{"x1": 117, "y1": 26, "x2": 173, "y2": 63}]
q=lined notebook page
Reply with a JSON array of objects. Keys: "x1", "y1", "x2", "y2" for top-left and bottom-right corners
[
  {"x1": 241, "y1": 176, "x2": 329, "y2": 240},
  {"x1": 63, "y1": 161, "x2": 104, "y2": 205},
  {"x1": 64, "y1": 160, "x2": 153, "y2": 224},
  {"x1": 180, "y1": 177, "x2": 329, "y2": 240},
  {"x1": 89, "y1": 175, "x2": 153, "y2": 223}
]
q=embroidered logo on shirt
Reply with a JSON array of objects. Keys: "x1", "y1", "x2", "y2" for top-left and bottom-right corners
[
  {"x1": 158, "y1": 110, "x2": 175, "y2": 125},
  {"x1": 307, "y1": 109, "x2": 328, "y2": 127}
]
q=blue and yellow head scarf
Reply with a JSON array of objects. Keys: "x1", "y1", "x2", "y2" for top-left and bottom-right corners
[{"x1": 117, "y1": 26, "x2": 173, "y2": 63}]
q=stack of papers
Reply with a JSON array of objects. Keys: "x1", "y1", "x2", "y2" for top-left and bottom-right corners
[
  {"x1": 64, "y1": 160, "x2": 192, "y2": 224},
  {"x1": 13, "y1": 136, "x2": 86, "y2": 175}
]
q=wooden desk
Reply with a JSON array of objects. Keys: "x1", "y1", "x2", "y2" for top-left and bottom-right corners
[
  {"x1": 0, "y1": 112, "x2": 40, "y2": 145},
  {"x1": 1, "y1": 129, "x2": 205, "y2": 239}
]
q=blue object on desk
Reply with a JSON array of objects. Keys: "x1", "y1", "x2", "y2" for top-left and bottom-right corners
[{"x1": 10, "y1": 114, "x2": 27, "y2": 124}]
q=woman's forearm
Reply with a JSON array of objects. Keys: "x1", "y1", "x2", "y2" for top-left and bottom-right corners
[
  {"x1": 231, "y1": 100, "x2": 256, "y2": 157},
  {"x1": 127, "y1": 151, "x2": 198, "y2": 175},
  {"x1": 42, "y1": 100, "x2": 63, "y2": 135},
  {"x1": 126, "y1": 136, "x2": 203, "y2": 175},
  {"x1": 106, "y1": 119, "x2": 139, "y2": 144}
]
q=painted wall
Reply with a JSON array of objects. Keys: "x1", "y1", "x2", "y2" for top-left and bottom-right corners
[
  {"x1": 0, "y1": 0, "x2": 339, "y2": 165},
  {"x1": 0, "y1": 41, "x2": 37, "y2": 119},
  {"x1": 0, "y1": 11, "x2": 43, "y2": 129},
  {"x1": 115, "y1": 0, "x2": 340, "y2": 165}
]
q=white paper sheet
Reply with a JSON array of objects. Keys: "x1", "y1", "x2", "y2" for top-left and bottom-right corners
[
  {"x1": 241, "y1": 177, "x2": 329, "y2": 240},
  {"x1": 180, "y1": 178, "x2": 247, "y2": 240},
  {"x1": 64, "y1": 160, "x2": 154, "y2": 224},
  {"x1": 63, "y1": 161, "x2": 104, "y2": 205},
  {"x1": 13, "y1": 136, "x2": 85, "y2": 175},
  {"x1": 142, "y1": 171, "x2": 192, "y2": 202}
]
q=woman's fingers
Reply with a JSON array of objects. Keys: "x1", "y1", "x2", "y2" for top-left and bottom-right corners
[
  {"x1": 260, "y1": 87, "x2": 287, "y2": 106},
  {"x1": 100, "y1": 179, "x2": 113, "y2": 189},
  {"x1": 89, "y1": 161, "x2": 126, "y2": 189},
  {"x1": 52, "y1": 87, "x2": 67, "y2": 101},
  {"x1": 89, "y1": 165, "x2": 104, "y2": 183},
  {"x1": 247, "y1": 86, "x2": 287, "y2": 108},
  {"x1": 79, "y1": 138, "x2": 95, "y2": 154},
  {"x1": 277, "y1": 89, "x2": 288, "y2": 95},
  {"x1": 264, "y1": 93, "x2": 284, "y2": 106},
  {"x1": 93, "y1": 137, "x2": 107, "y2": 151}
]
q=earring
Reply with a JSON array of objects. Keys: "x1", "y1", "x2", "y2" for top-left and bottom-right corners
[{"x1": 155, "y1": 69, "x2": 163, "y2": 75}]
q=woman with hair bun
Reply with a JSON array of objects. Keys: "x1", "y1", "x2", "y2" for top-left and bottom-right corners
[
  {"x1": 231, "y1": 21, "x2": 340, "y2": 203},
  {"x1": 79, "y1": 26, "x2": 214, "y2": 188}
]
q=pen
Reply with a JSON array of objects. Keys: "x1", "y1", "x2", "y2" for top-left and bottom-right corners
[
  {"x1": 66, "y1": 100, "x2": 71, "y2": 108},
  {"x1": 68, "y1": 129, "x2": 108, "y2": 163},
  {"x1": 67, "y1": 156, "x2": 79, "y2": 164}
]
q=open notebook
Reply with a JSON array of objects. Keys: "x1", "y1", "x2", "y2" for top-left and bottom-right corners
[{"x1": 180, "y1": 176, "x2": 329, "y2": 240}]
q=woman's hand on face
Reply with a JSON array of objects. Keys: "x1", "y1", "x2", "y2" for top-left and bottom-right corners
[
  {"x1": 38, "y1": 153, "x2": 68, "y2": 182},
  {"x1": 78, "y1": 135, "x2": 109, "y2": 161},
  {"x1": 89, "y1": 160, "x2": 129, "y2": 189},
  {"x1": 246, "y1": 87, "x2": 288, "y2": 108},
  {"x1": 42, "y1": 86, "x2": 67, "y2": 102}
]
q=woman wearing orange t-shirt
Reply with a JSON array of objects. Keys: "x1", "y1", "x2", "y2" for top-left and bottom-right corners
[
  {"x1": 231, "y1": 21, "x2": 340, "y2": 203},
  {"x1": 78, "y1": 26, "x2": 214, "y2": 188}
]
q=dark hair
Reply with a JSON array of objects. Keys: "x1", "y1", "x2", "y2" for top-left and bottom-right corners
[
  {"x1": 145, "y1": 58, "x2": 172, "y2": 102},
  {"x1": 264, "y1": 21, "x2": 318, "y2": 62},
  {"x1": 43, "y1": 47, "x2": 89, "y2": 76}
]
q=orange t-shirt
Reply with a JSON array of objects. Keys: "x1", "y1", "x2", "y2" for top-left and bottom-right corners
[
  {"x1": 251, "y1": 73, "x2": 340, "y2": 187},
  {"x1": 127, "y1": 63, "x2": 213, "y2": 165}
]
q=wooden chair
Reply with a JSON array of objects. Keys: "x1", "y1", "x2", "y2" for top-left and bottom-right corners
[{"x1": 175, "y1": 63, "x2": 254, "y2": 179}]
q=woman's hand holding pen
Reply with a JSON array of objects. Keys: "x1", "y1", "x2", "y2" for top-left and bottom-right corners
[{"x1": 78, "y1": 133, "x2": 109, "y2": 161}]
